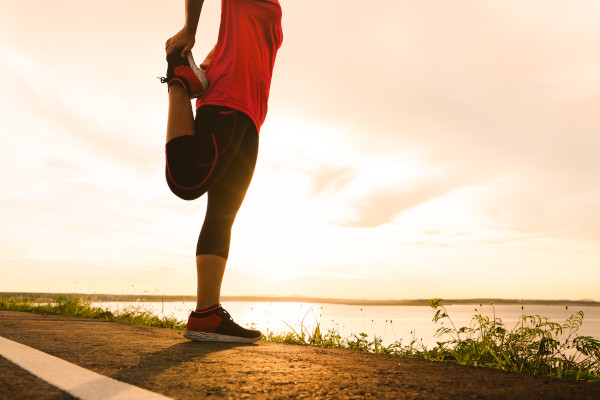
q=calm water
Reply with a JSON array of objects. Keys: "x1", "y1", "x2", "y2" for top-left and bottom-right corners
[{"x1": 92, "y1": 301, "x2": 600, "y2": 348}]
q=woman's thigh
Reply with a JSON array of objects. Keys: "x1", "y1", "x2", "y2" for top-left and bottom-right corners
[{"x1": 165, "y1": 106, "x2": 253, "y2": 200}]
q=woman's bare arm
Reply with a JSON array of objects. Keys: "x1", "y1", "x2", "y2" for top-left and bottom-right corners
[{"x1": 165, "y1": 0, "x2": 205, "y2": 58}]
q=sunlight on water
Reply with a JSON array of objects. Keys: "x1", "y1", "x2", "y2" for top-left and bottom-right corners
[{"x1": 232, "y1": 302, "x2": 322, "y2": 335}]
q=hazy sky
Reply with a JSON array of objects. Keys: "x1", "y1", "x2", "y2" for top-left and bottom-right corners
[{"x1": 1, "y1": 1, "x2": 599, "y2": 300}]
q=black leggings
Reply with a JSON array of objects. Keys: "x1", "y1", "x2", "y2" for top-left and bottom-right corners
[{"x1": 165, "y1": 105, "x2": 258, "y2": 259}]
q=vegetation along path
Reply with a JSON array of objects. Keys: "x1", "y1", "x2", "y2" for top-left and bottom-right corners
[{"x1": 1, "y1": 311, "x2": 599, "y2": 399}]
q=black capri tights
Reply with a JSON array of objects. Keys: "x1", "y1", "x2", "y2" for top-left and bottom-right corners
[{"x1": 165, "y1": 105, "x2": 258, "y2": 259}]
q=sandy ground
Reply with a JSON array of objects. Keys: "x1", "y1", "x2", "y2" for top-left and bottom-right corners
[{"x1": 0, "y1": 311, "x2": 598, "y2": 399}]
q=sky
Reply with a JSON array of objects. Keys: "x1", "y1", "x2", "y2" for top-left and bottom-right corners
[{"x1": 1, "y1": 0, "x2": 599, "y2": 301}]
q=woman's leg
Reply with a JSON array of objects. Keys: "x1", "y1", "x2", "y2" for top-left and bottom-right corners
[
  {"x1": 195, "y1": 126, "x2": 259, "y2": 310},
  {"x1": 165, "y1": 106, "x2": 249, "y2": 201},
  {"x1": 165, "y1": 102, "x2": 260, "y2": 340},
  {"x1": 195, "y1": 255, "x2": 227, "y2": 310},
  {"x1": 166, "y1": 85, "x2": 195, "y2": 143}
]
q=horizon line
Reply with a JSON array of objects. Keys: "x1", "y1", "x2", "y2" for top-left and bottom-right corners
[{"x1": 1, "y1": 292, "x2": 599, "y2": 306}]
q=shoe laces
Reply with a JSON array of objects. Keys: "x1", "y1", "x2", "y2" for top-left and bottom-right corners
[
  {"x1": 219, "y1": 306, "x2": 234, "y2": 322},
  {"x1": 219, "y1": 307, "x2": 246, "y2": 329}
]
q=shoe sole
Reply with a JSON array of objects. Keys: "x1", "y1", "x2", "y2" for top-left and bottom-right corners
[
  {"x1": 184, "y1": 330, "x2": 261, "y2": 343},
  {"x1": 187, "y1": 52, "x2": 209, "y2": 97}
]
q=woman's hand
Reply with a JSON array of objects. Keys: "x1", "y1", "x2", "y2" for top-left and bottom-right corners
[{"x1": 165, "y1": 27, "x2": 196, "y2": 59}]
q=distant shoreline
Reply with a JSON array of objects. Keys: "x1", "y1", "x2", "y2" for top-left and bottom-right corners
[{"x1": 2, "y1": 292, "x2": 599, "y2": 307}]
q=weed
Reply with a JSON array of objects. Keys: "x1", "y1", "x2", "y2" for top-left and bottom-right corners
[
  {"x1": 0, "y1": 295, "x2": 186, "y2": 330},
  {"x1": 416, "y1": 299, "x2": 600, "y2": 381}
]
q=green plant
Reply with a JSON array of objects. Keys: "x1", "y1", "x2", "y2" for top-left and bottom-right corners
[
  {"x1": 0, "y1": 295, "x2": 186, "y2": 330},
  {"x1": 421, "y1": 299, "x2": 600, "y2": 381}
]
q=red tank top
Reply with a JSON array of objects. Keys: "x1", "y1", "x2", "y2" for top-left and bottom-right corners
[{"x1": 196, "y1": 0, "x2": 283, "y2": 133}]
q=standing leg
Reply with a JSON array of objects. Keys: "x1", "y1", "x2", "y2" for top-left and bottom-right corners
[
  {"x1": 195, "y1": 255, "x2": 226, "y2": 310},
  {"x1": 184, "y1": 127, "x2": 261, "y2": 343},
  {"x1": 195, "y1": 127, "x2": 259, "y2": 309}
]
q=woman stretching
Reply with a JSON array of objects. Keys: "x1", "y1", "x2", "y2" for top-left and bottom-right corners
[{"x1": 162, "y1": 0, "x2": 283, "y2": 342}]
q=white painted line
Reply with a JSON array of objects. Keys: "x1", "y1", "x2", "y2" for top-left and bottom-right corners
[{"x1": 0, "y1": 336, "x2": 172, "y2": 400}]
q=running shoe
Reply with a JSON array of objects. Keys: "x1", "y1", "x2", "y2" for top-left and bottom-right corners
[
  {"x1": 161, "y1": 50, "x2": 209, "y2": 98},
  {"x1": 183, "y1": 305, "x2": 262, "y2": 343}
]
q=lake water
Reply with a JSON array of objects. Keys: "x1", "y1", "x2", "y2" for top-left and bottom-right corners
[{"x1": 91, "y1": 301, "x2": 600, "y2": 349}]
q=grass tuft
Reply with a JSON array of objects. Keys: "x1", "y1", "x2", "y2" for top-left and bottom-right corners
[
  {"x1": 0, "y1": 295, "x2": 186, "y2": 330},
  {"x1": 417, "y1": 299, "x2": 600, "y2": 381}
]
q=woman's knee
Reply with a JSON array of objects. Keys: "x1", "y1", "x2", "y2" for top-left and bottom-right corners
[
  {"x1": 165, "y1": 135, "x2": 215, "y2": 199},
  {"x1": 167, "y1": 184, "x2": 204, "y2": 201},
  {"x1": 196, "y1": 215, "x2": 234, "y2": 258}
]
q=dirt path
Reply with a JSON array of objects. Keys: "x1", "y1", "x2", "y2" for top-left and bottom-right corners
[{"x1": 0, "y1": 311, "x2": 598, "y2": 399}]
